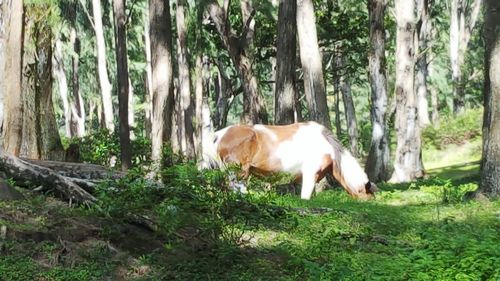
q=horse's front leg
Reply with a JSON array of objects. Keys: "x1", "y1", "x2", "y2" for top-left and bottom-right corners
[{"x1": 300, "y1": 169, "x2": 317, "y2": 200}]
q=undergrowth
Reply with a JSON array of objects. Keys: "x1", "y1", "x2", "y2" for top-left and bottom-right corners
[
  {"x1": 1, "y1": 160, "x2": 498, "y2": 280},
  {"x1": 422, "y1": 109, "x2": 482, "y2": 150}
]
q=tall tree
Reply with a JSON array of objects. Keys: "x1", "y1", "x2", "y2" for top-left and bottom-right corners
[
  {"x1": 149, "y1": 0, "x2": 175, "y2": 164},
  {"x1": 176, "y1": 0, "x2": 195, "y2": 158},
  {"x1": 340, "y1": 71, "x2": 359, "y2": 157},
  {"x1": 2, "y1": 0, "x2": 24, "y2": 155},
  {"x1": 53, "y1": 36, "x2": 72, "y2": 138},
  {"x1": 207, "y1": 0, "x2": 268, "y2": 124},
  {"x1": 143, "y1": 10, "x2": 153, "y2": 138},
  {"x1": 365, "y1": 0, "x2": 391, "y2": 182},
  {"x1": 69, "y1": 0, "x2": 85, "y2": 137},
  {"x1": 415, "y1": 0, "x2": 430, "y2": 127},
  {"x1": 274, "y1": 0, "x2": 298, "y2": 125},
  {"x1": 113, "y1": 0, "x2": 131, "y2": 170},
  {"x1": 450, "y1": 0, "x2": 482, "y2": 114},
  {"x1": 20, "y1": 4, "x2": 64, "y2": 161},
  {"x1": 390, "y1": 0, "x2": 423, "y2": 183},
  {"x1": 296, "y1": 0, "x2": 331, "y2": 129},
  {"x1": 213, "y1": 58, "x2": 239, "y2": 130},
  {"x1": 0, "y1": 0, "x2": 5, "y2": 131},
  {"x1": 92, "y1": 0, "x2": 114, "y2": 132},
  {"x1": 333, "y1": 51, "x2": 342, "y2": 136},
  {"x1": 478, "y1": 0, "x2": 500, "y2": 197}
]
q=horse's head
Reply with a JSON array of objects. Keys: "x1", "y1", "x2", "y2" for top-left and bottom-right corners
[{"x1": 355, "y1": 181, "x2": 378, "y2": 200}]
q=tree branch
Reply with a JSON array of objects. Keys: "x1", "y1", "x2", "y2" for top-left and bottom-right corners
[{"x1": 240, "y1": 8, "x2": 256, "y2": 48}]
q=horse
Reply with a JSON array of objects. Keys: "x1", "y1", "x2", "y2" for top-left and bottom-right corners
[{"x1": 201, "y1": 121, "x2": 377, "y2": 200}]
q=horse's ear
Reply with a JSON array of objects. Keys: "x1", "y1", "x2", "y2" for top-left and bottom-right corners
[{"x1": 365, "y1": 182, "x2": 378, "y2": 194}]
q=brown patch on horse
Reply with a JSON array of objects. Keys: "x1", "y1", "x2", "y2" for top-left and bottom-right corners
[{"x1": 217, "y1": 125, "x2": 257, "y2": 177}]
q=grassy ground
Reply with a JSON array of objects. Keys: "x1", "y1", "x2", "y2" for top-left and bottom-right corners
[
  {"x1": 1, "y1": 132, "x2": 498, "y2": 280},
  {"x1": 1, "y1": 170, "x2": 498, "y2": 280}
]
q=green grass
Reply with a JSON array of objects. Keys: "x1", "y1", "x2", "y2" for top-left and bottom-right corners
[{"x1": 2, "y1": 173, "x2": 498, "y2": 281}]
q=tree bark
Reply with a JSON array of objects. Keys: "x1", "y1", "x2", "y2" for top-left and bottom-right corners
[
  {"x1": 70, "y1": 2, "x2": 85, "y2": 137},
  {"x1": 450, "y1": 0, "x2": 482, "y2": 114},
  {"x1": 274, "y1": 0, "x2": 298, "y2": 125},
  {"x1": 415, "y1": 0, "x2": 430, "y2": 128},
  {"x1": 37, "y1": 12, "x2": 65, "y2": 161},
  {"x1": 428, "y1": 47, "x2": 440, "y2": 126},
  {"x1": 113, "y1": 0, "x2": 132, "y2": 170},
  {"x1": 0, "y1": 0, "x2": 4, "y2": 134},
  {"x1": 149, "y1": 0, "x2": 175, "y2": 164},
  {"x1": 207, "y1": 1, "x2": 268, "y2": 124},
  {"x1": 390, "y1": 0, "x2": 423, "y2": 183},
  {"x1": 2, "y1": 0, "x2": 24, "y2": 155},
  {"x1": 334, "y1": 51, "x2": 342, "y2": 137},
  {"x1": 365, "y1": 0, "x2": 391, "y2": 182},
  {"x1": 478, "y1": 0, "x2": 500, "y2": 197},
  {"x1": 143, "y1": 10, "x2": 153, "y2": 138},
  {"x1": 340, "y1": 73, "x2": 358, "y2": 157},
  {"x1": 92, "y1": 0, "x2": 114, "y2": 132},
  {"x1": 53, "y1": 37, "x2": 72, "y2": 138},
  {"x1": 213, "y1": 58, "x2": 239, "y2": 130},
  {"x1": 176, "y1": 0, "x2": 195, "y2": 159},
  {"x1": 21, "y1": 6, "x2": 65, "y2": 161},
  {"x1": 0, "y1": 148, "x2": 97, "y2": 205},
  {"x1": 296, "y1": 0, "x2": 331, "y2": 129},
  {"x1": 194, "y1": 56, "x2": 203, "y2": 158}
]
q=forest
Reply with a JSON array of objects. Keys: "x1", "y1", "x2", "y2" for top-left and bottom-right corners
[{"x1": 0, "y1": 0, "x2": 499, "y2": 280}]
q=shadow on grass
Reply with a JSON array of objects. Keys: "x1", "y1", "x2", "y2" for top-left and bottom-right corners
[{"x1": 427, "y1": 160, "x2": 480, "y2": 180}]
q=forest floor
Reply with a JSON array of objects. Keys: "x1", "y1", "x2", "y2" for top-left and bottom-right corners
[{"x1": 0, "y1": 140, "x2": 499, "y2": 280}]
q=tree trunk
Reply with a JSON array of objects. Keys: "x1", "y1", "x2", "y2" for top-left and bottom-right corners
[
  {"x1": 0, "y1": 0, "x2": 4, "y2": 134},
  {"x1": 450, "y1": 0, "x2": 482, "y2": 114},
  {"x1": 92, "y1": 0, "x2": 114, "y2": 132},
  {"x1": 128, "y1": 77, "x2": 135, "y2": 136},
  {"x1": 207, "y1": 1, "x2": 268, "y2": 125},
  {"x1": 415, "y1": 0, "x2": 430, "y2": 128},
  {"x1": 334, "y1": 52, "x2": 342, "y2": 137},
  {"x1": 176, "y1": 0, "x2": 195, "y2": 159},
  {"x1": 0, "y1": 148, "x2": 97, "y2": 205},
  {"x1": 2, "y1": 0, "x2": 24, "y2": 155},
  {"x1": 149, "y1": 0, "x2": 175, "y2": 164},
  {"x1": 296, "y1": 0, "x2": 331, "y2": 129},
  {"x1": 194, "y1": 56, "x2": 203, "y2": 158},
  {"x1": 143, "y1": 10, "x2": 153, "y2": 138},
  {"x1": 36, "y1": 11, "x2": 65, "y2": 161},
  {"x1": 365, "y1": 0, "x2": 391, "y2": 182},
  {"x1": 113, "y1": 0, "x2": 132, "y2": 170},
  {"x1": 274, "y1": 0, "x2": 298, "y2": 125},
  {"x1": 390, "y1": 0, "x2": 423, "y2": 183},
  {"x1": 428, "y1": 50, "x2": 440, "y2": 126},
  {"x1": 213, "y1": 58, "x2": 239, "y2": 130},
  {"x1": 478, "y1": 0, "x2": 500, "y2": 197},
  {"x1": 53, "y1": 37, "x2": 72, "y2": 138},
  {"x1": 70, "y1": 1, "x2": 85, "y2": 138},
  {"x1": 341, "y1": 74, "x2": 358, "y2": 157}
]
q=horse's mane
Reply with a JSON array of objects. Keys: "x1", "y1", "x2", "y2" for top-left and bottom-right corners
[
  {"x1": 321, "y1": 127, "x2": 369, "y2": 195},
  {"x1": 321, "y1": 128, "x2": 343, "y2": 170}
]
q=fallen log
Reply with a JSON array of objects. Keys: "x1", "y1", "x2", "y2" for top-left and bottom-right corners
[
  {"x1": 0, "y1": 149, "x2": 97, "y2": 205},
  {"x1": 20, "y1": 158, "x2": 124, "y2": 180}
]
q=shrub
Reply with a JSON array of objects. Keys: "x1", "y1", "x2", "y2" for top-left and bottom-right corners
[
  {"x1": 418, "y1": 178, "x2": 478, "y2": 204},
  {"x1": 69, "y1": 129, "x2": 152, "y2": 167},
  {"x1": 422, "y1": 109, "x2": 482, "y2": 149}
]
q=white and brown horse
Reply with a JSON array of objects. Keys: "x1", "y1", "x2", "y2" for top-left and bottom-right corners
[{"x1": 202, "y1": 121, "x2": 377, "y2": 200}]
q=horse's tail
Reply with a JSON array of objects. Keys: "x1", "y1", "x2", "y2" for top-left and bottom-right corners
[
  {"x1": 200, "y1": 127, "x2": 229, "y2": 170},
  {"x1": 322, "y1": 129, "x2": 375, "y2": 198}
]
